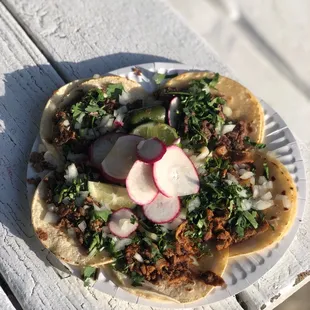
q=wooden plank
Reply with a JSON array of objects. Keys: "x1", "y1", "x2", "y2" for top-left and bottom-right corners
[
  {"x1": 0, "y1": 1, "x2": 242, "y2": 309},
  {"x1": 0, "y1": 286, "x2": 16, "y2": 310},
  {"x1": 2, "y1": 0, "x2": 233, "y2": 80}
]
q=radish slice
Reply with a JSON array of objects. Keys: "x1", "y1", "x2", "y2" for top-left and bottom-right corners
[
  {"x1": 143, "y1": 194, "x2": 180, "y2": 224},
  {"x1": 153, "y1": 145, "x2": 200, "y2": 197},
  {"x1": 101, "y1": 135, "x2": 144, "y2": 183},
  {"x1": 108, "y1": 208, "x2": 138, "y2": 238},
  {"x1": 168, "y1": 97, "x2": 180, "y2": 128},
  {"x1": 136, "y1": 138, "x2": 167, "y2": 164},
  {"x1": 126, "y1": 160, "x2": 158, "y2": 205},
  {"x1": 90, "y1": 132, "x2": 125, "y2": 168}
]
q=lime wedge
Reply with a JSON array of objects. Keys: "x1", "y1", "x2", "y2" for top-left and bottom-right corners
[
  {"x1": 131, "y1": 122, "x2": 178, "y2": 145},
  {"x1": 88, "y1": 181, "x2": 135, "y2": 210}
]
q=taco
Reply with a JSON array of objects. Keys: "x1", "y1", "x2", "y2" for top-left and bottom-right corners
[
  {"x1": 182, "y1": 151, "x2": 297, "y2": 258},
  {"x1": 159, "y1": 71, "x2": 265, "y2": 157},
  {"x1": 39, "y1": 76, "x2": 149, "y2": 169},
  {"x1": 32, "y1": 166, "x2": 228, "y2": 302}
]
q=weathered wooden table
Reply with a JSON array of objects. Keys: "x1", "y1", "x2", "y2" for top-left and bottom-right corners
[{"x1": 0, "y1": 1, "x2": 309, "y2": 309}]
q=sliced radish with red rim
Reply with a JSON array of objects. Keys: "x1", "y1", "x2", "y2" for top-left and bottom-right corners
[
  {"x1": 101, "y1": 135, "x2": 144, "y2": 183},
  {"x1": 153, "y1": 145, "x2": 200, "y2": 197},
  {"x1": 126, "y1": 160, "x2": 158, "y2": 205},
  {"x1": 136, "y1": 138, "x2": 166, "y2": 164},
  {"x1": 89, "y1": 132, "x2": 125, "y2": 168},
  {"x1": 142, "y1": 193, "x2": 180, "y2": 224},
  {"x1": 108, "y1": 208, "x2": 138, "y2": 238}
]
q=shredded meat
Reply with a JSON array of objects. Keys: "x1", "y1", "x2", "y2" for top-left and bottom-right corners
[
  {"x1": 89, "y1": 219, "x2": 104, "y2": 232},
  {"x1": 123, "y1": 222, "x2": 223, "y2": 288},
  {"x1": 53, "y1": 111, "x2": 76, "y2": 146},
  {"x1": 201, "y1": 120, "x2": 212, "y2": 140},
  {"x1": 230, "y1": 150, "x2": 254, "y2": 164},
  {"x1": 215, "y1": 121, "x2": 251, "y2": 159},
  {"x1": 29, "y1": 152, "x2": 54, "y2": 172},
  {"x1": 199, "y1": 271, "x2": 225, "y2": 286},
  {"x1": 231, "y1": 220, "x2": 269, "y2": 244}
]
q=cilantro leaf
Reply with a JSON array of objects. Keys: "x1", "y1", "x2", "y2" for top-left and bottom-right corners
[
  {"x1": 263, "y1": 162, "x2": 269, "y2": 180},
  {"x1": 153, "y1": 72, "x2": 178, "y2": 85},
  {"x1": 131, "y1": 271, "x2": 144, "y2": 287},
  {"x1": 82, "y1": 266, "x2": 97, "y2": 286},
  {"x1": 106, "y1": 83, "x2": 124, "y2": 100},
  {"x1": 93, "y1": 209, "x2": 111, "y2": 222},
  {"x1": 244, "y1": 136, "x2": 266, "y2": 149},
  {"x1": 243, "y1": 211, "x2": 258, "y2": 229},
  {"x1": 130, "y1": 215, "x2": 137, "y2": 224}
]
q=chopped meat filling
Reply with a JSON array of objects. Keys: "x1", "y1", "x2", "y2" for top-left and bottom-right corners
[
  {"x1": 29, "y1": 152, "x2": 54, "y2": 172},
  {"x1": 123, "y1": 222, "x2": 224, "y2": 288},
  {"x1": 53, "y1": 111, "x2": 76, "y2": 146},
  {"x1": 199, "y1": 271, "x2": 225, "y2": 286}
]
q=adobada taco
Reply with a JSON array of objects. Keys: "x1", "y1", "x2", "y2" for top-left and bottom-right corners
[
  {"x1": 160, "y1": 71, "x2": 265, "y2": 155},
  {"x1": 104, "y1": 223, "x2": 228, "y2": 304},
  {"x1": 40, "y1": 76, "x2": 149, "y2": 169},
  {"x1": 31, "y1": 171, "x2": 113, "y2": 266},
  {"x1": 183, "y1": 151, "x2": 297, "y2": 258}
]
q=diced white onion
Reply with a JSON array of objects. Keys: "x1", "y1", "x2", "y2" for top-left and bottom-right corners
[
  {"x1": 250, "y1": 177, "x2": 255, "y2": 185},
  {"x1": 275, "y1": 194, "x2": 291, "y2": 209},
  {"x1": 240, "y1": 171, "x2": 254, "y2": 180},
  {"x1": 252, "y1": 185, "x2": 259, "y2": 199},
  {"x1": 183, "y1": 148, "x2": 194, "y2": 156},
  {"x1": 252, "y1": 200, "x2": 274, "y2": 210},
  {"x1": 266, "y1": 181, "x2": 273, "y2": 190},
  {"x1": 75, "y1": 191, "x2": 89, "y2": 207},
  {"x1": 119, "y1": 91, "x2": 130, "y2": 105},
  {"x1": 196, "y1": 146, "x2": 210, "y2": 160},
  {"x1": 78, "y1": 221, "x2": 87, "y2": 232},
  {"x1": 114, "y1": 106, "x2": 128, "y2": 116},
  {"x1": 99, "y1": 115, "x2": 111, "y2": 127},
  {"x1": 63, "y1": 120, "x2": 70, "y2": 127},
  {"x1": 43, "y1": 211, "x2": 59, "y2": 224},
  {"x1": 173, "y1": 137, "x2": 181, "y2": 145},
  {"x1": 179, "y1": 208, "x2": 187, "y2": 220},
  {"x1": 47, "y1": 203, "x2": 56, "y2": 212},
  {"x1": 258, "y1": 176, "x2": 267, "y2": 185},
  {"x1": 114, "y1": 238, "x2": 132, "y2": 252},
  {"x1": 223, "y1": 106, "x2": 232, "y2": 117},
  {"x1": 62, "y1": 197, "x2": 70, "y2": 205},
  {"x1": 221, "y1": 124, "x2": 236, "y2": 136},
  {"x1": 43, "y1": 151, "x2": 58, "y2": 167},
  {"x1": 227, "y1": 173, "x2": 238, "y2": 184},
  {"x1": 241, "y1": 199, "x2": 253, "y2": 211},
  {"x1": 83, "y1": 205, "x2": 91, "y2": 210},
  {"x1": 145, "y1": 231, "x2": 158, "y2": 241},
  {"x1": 161, "y1": 217, "x2": 184, "y2": 231},
  {"x1": 238, "y1": 169, "x2": 247, "y2": 176},
  {"x1": 64, "y1": 163, "x2": 78, "y2": 183},
  {"x1": 106, "y1": 118, "x2": 114, "y2": 129},
  {"x1": 93, "y1": 74, "x2": 100, "y2": 78},
  {"x1": 67, "y1": 228, "x2": 76, "y2": 238},
  {"x1": 261, "y1": 191, "x2": 273, "y2": 201},
  {"x1": 134, "y1": 253, "x2": 144, "y2": 263},
  {"x1": 238, "y1": 188, "x2": 248, "y2": 198},
  {"x1": 187, "y1": 197, "x2": 201, "y2": 213}
]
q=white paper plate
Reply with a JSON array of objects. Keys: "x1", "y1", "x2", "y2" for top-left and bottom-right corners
[{"x1": 27, "y1": 62, "x2": 306, "y2": 308}]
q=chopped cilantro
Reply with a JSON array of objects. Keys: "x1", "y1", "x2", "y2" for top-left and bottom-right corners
[
  {"x1": 130, "y1": 215, "x2": 137, "y2": 224},
  {"x1": 82, "y1": 266, "x2": 97, "y2": 286},
  {"x1": 243, "y1": 211, "x2": 258, "y2": 229},
  {"x1": 263, "y1": 162, "x2": 269, "y2": 180},
  {"x1": 166, "y1": 74, "x2": 225, "y2": 150},
  {"x1": 92, "y1": 209, "x2": 111, "y2": 222},
  {"x1": 131, "y1": 271, "x2": 144, "y2": 286},
  {"x1": 244, "y1": 136, "x2": 266, "y2": 149},
  {"x1": 105, "y1": 83, "x2": 124, "y2": 100},
  {"x1": 153, "y1": 72, "x2": 178, "y2": 85}
]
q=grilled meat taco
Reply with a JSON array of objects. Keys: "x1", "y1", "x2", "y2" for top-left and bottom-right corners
[
  {"x1": 159, "y1": 71, "x2": 265, "y2": 157},
  {"x1": 40, "y1": 76, "x2": 149, "y2": 169},
  {"x1": 32, "y1": 165, "x2": 228, "y2": 302},
  {"x1": 183, "y1": 151, "x2": 297, "y2": 258}
]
